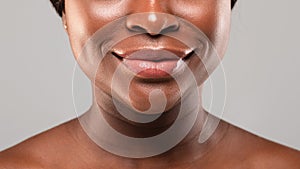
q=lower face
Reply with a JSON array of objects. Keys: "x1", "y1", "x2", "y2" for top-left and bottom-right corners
[{"x1": 64, "y1": 0, "x2": 231, "y2": 112}]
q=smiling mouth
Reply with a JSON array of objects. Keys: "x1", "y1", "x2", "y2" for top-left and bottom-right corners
[{"x1": 111, "y1": 48, "x2": 195, "y2": 79}]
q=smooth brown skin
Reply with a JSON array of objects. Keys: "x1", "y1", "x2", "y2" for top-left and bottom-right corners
[{"x1": 1, "y1": 0, "x2": 300, "y2": 168}]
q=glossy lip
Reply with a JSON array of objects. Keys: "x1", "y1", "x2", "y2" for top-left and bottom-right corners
[
  {"x1": 111, "y1": 48, "x2": 194, "y2": 79},
  {"x1": 112, "y1": 48, "x2": 193, "y2": 61}
]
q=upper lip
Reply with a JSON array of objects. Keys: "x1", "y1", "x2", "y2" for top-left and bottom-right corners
[{"x1": 112, "y1": 47, "x2": 194, "y2": 62}]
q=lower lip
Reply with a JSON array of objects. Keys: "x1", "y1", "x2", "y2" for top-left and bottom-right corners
[{"x1": 122, "y1": 59, "x2": 184, "y2": 78}]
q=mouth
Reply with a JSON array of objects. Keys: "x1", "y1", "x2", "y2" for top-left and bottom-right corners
[{"x1": 111, "y1": 48, "x2": 195, "y2": 79}]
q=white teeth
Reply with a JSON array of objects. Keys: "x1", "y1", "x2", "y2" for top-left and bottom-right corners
[
  {"x1": 173, "y1": 59, "x2": 185, "y2": 73},
  {"x1": 158, "y1": 63, "x2": 164, "y2": 70},
  {"x1": 152, "y1": 63, "x2": 155, "y2": 69},
  {"x1": 140, "y1": 62, "x2": 150, "y2": 69},
  {"x1": 139, "y1": 62, "x2": 167, "y2": 70},
  {"x1": 185, "y1": 49, "x2": 194, "y2": 56}
]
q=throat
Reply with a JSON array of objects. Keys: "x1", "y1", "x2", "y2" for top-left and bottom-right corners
[{"x1": 75, "y1": 84, "x2": 229, "y2": 165}]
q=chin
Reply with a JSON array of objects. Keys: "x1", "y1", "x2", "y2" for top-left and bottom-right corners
[{"x1": 128, "y1": 76, "x2": 181, "y2": 113}]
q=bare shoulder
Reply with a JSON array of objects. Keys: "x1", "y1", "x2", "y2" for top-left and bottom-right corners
[
  {"x1": 253, "y1": 146, "x2": 300, "y2": 169},
  {"x1": 0, "y1": 119, "x2": 78, "y2": 169},
  {"x1": 0, "y1": 150, "x2": 43, "y2": 169},
  {"x1": 229, "y1": 125, "x2": 300, "y2": 169},
  {"x1": 252, "y1": 143, "x2": 300, "y2": 169},
  {"x1": 242, "y1": 145, "x2": 300, "y2": 169}
]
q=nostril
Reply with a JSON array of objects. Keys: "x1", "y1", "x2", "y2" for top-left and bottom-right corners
[
  {"x1": 129, "y1": 25, "x2": 147, "y2": 33},
  {"x1": 160, "y1": 24, "x2": 179, "y2": 34}
]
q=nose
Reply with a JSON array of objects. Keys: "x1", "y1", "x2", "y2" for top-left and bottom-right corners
[
  {"x1": 126, "y1": 13, "x2": 179, "y2": 36},
  {"x1": 126, "y1": 0, "x2": 180, "y2": 36}
]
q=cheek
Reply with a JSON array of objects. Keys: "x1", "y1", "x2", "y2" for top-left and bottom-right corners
[
  {"x1": 212, "y1": 5, "x2": 231, "y2": 58},
  {"x1": 169, "y1": 0, "x2": 231, "y2": 57},
  {"x1": 64, "y1": 0, "x2": 128, "y2": 59}
]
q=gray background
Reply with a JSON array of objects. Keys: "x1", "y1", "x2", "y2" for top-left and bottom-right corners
[{"x1": 0, "y1": 0, "x2": 299, "y2": 151}]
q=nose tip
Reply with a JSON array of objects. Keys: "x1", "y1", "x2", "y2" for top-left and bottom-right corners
[{"x1": 126, "y1": 13, "x2": 180, "y2": 36}]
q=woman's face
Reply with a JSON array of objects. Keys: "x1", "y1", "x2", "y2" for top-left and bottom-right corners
[{"x1": 63, "y1": 0, "x2": 231, "y2": 112}]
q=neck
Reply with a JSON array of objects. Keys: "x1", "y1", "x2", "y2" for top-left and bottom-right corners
[{"x1": 75, "y1": 85, "x2": 229, "y2": 168}]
